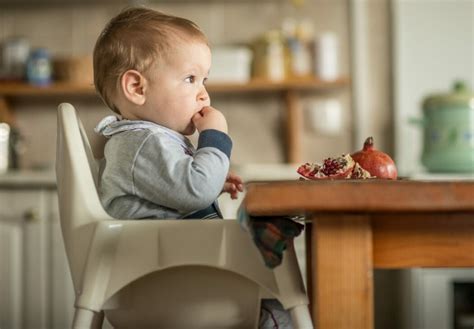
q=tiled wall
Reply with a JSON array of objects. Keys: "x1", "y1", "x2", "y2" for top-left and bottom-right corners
[{"x1": 1, "y1": 1, "x2": 355, "y2": 170}]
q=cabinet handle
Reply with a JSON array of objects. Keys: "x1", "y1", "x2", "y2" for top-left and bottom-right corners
[{"x1": 23, "y1": 209, "x2": 39, "y2": 222}]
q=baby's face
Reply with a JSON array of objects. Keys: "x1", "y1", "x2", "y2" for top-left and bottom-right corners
[{"x1": 144, "y1": 40, "x2": 211, "y2": 135}]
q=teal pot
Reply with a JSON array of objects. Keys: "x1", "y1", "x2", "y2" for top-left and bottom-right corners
[{"x1": 412, "y1": 81, "x2": 474, "y2": 173}]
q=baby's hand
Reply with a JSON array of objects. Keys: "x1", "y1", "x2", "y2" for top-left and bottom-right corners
[
  {"x1": 222, "y1": 172, "x2": 244, "y2": 200},
  {"x1": 192, "y1": 106, "x2": 228, "y2": 133}
]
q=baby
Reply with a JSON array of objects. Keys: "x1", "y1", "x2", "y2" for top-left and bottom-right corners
[
  {"x1": 94, "y1": 7, "x2": 243, "y2": 220},
  {"x1": 93, "y1": 7, "x2": 293, "y2": 328}
]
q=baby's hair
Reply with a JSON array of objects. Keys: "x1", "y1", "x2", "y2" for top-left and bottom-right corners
[{"x1": 93, "y1": 7, "x2": 208, "y2": 113}]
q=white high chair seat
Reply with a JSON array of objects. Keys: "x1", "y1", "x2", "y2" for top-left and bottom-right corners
[{"x1": 56, "y1": 103, "x2": 313, "y2": 329}]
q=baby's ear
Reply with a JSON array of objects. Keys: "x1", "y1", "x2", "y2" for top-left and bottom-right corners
[{"x1": 121, "y1": 70, "x2": 146, "y2": 105}]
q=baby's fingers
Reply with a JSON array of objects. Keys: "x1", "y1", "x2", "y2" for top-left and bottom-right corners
[
  {"x1": 226, "y1": 172, "x2": 244, "y2": 187},
  {"x1": 223, "y1": 182, "x2": 240, "y2": 199}
]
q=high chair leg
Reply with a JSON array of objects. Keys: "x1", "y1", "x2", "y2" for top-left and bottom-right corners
[
  {"x1": 72, "y1": 308, "x2": 104, "y2": 329},
  {"x1": 289, "y1": 304, "x2": 314, "y2": 329},
  {"x1": 91, "y1": 311, "x2": 104, "y2": 329}
]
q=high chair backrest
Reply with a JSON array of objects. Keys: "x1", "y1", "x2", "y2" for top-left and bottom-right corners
[{"x1": 56, "y1": 103, "x2": 114, "y2": 291}]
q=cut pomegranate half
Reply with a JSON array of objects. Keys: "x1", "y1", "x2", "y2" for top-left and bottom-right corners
[
  {"x1": 297, "y1": 154, "x2": 355, "y2": 180},
  {"x1": 350, "y1": 162, "x2": 374, "y2": 179}
]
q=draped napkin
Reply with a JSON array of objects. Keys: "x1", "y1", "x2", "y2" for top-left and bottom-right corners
[{"x1": 238, "y1": 206, "x2": 305, "y2": 268}]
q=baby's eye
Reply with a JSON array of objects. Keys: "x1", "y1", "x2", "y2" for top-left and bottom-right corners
[
  {"x1": 203, "y1": 77, "x2": 208, "y2": 85},
  {"x1": 185, "y1": 75, "x2": 195, "y2": 83}
]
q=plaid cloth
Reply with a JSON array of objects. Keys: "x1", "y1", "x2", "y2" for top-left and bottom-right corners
[{"x1": 238, "y1": 206, "x2": 305, "y2": 269}]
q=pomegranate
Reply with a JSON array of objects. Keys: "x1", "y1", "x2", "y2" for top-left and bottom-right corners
[
  {"x1": 350, "y1": 137, "x2": 398, "y2": 180},
  {"x1": 350, "y1": 162, "x2": 374, "y2": 179},
  {"x1": 297, "y1": 154, "x2": 355, "y2": 180}
]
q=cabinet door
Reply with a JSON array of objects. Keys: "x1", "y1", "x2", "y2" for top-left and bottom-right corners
[
  {"x1": 400, "y1": 269, "x2": 474, "y2": 329},
  {"x1": 0, "y1": 216, "x2": 23, "y2": 329},
  {"x1": 0, "y1": 189, "x2": 50, "y2": 329}
]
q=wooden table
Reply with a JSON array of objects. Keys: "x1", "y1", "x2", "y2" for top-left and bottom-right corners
[{"x1": 243, "y1": 179, "x2": 474, "y2": 329}]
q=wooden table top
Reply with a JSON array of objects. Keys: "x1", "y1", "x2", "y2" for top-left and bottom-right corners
[{"x1": 243, "y1": 179, "x2": 474, "y2": 216}]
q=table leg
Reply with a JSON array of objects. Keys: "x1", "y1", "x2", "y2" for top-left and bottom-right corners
[
  {"x1": 305, "y1": 222, "x2": 313, "y2": 315},
  {"x1": 308, "y1": 214, "x2": 374, "y2": 329}
]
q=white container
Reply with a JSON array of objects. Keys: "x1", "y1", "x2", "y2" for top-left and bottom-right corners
[
  {"x1": 305, "y1": 98, "x2": 343, "y2": 136},
  {"x1": 288, "y1": 38, "x2": 312, "y2": 77},
  {"x1": 0, "y1": 123, "x2": 10, "y2": 173},
  {"x1": 209, "y1": 47, "x2": 252, "y2": 83},
  {"x1": 314, "y1": 32, "x2": 339, "y2": 81},
  {"x1": 1, "y1": 37, "x2": 30, "y2": 80},
  {"x1": 266, "y1": 37, "x2": 285, "y2": 81}
]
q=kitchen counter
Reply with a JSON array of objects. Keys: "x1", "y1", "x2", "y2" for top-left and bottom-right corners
[
  {"x1": 0, "y1": 164, "x2": 299, "y2": 191},
  {"x1": 0, "y1": 167, "x2": 471, "y2": 189},
  {"x1": 0, "y1": 169, "x2": 56, "y2": 188}
]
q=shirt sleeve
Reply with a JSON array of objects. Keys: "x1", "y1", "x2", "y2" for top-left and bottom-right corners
[{"x1": 131, "y1": 129, "x2": 232, "y2": 214}]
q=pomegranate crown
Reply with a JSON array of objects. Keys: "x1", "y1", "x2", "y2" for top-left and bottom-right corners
[{"x1": 363, "y1": 136, "x2": 374, "y2": 150}]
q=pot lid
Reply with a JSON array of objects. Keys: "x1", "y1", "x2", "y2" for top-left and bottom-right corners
[{"x1": 423, "y1": 81, "x2": 474, "y2": 111}]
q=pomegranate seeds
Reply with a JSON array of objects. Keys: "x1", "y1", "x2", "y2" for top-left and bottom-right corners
[{"x1": 297, "y1": 154, "x2": 356, "y2": 180}]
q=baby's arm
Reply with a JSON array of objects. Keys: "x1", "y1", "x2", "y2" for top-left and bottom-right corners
[
  {"x1": 130, "y1": 106, "x2": 240, "y2": 214},
  {"x1": 132, "y1": 129, "x2": 232, "y2": 214},
  {"x1": 193, "y1": 106, "x2": 243, "y2": 199}
]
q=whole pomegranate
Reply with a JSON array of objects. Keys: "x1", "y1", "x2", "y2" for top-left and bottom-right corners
[{"x1": 350, "y1": 137, "x2": 398, "y2": 180}]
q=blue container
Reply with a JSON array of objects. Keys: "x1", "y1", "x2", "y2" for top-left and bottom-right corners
[{"x1": 26, "y1": 48, "x2": 52, "y2": 86}]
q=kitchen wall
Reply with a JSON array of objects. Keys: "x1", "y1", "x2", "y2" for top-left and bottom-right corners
[
  {"x1": 0, "y1": 0, "x2": 360, "y2": 170},
  {"x1": 352, "y1": 0, "x2": 393, "y2": 154},
  {"x1": 392, "y1": 0, "x2": 474, "y2": 175}
]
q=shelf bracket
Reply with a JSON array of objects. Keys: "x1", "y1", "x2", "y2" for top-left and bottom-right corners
[
  {"x1": 284, "y1": 89, "x2": 302, "y2": 164},
  {"x1": 0, "y1": 96, "x2": 16, "y2": 126}
]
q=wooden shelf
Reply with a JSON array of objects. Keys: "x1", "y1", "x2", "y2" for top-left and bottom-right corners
[
  {"x1": 207, "y1": 77, "x2": 349, "y2": 93},
  {"x1": 0, "y1": 77, "x2": 349, "y2": 96},
  {"x1": 0, "y1": 77, "x2": 350, "y2": 163},
  {"x1": 0, "y1": 82, "x2": 96, "y2": 96}
]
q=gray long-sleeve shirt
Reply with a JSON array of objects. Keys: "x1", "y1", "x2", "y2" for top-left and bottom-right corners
[{"x1": 95, "y1": 117, "x2": 232, "y2": 220}]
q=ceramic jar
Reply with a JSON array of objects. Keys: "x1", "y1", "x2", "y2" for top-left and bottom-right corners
[{"x1": 414, "y1": 81, "x2": 474, "y2": 172}]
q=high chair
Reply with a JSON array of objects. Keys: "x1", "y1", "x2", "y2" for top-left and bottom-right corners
[{"x1": 55, "y1": 102, "x2": 313, "y2": 329}]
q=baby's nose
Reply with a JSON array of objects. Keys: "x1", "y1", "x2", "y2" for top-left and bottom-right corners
[{"x1": 198, "y1": 89, "x2": 210, "y2": 106}]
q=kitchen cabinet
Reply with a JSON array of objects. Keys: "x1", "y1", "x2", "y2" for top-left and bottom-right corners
[
  {"x1": 400, "y1": 268, "x2": 474, "y2": 329},
  {"x1": 0, "y1": 200, "x2": 23, "y2": 329},
  {"x1": 0, "y1": 177, "x2": 75, "y2": 329},
  {"x1": 0, "y1": 189, "x2": 50, "y2": 329},
  {"x1": 0, "y1": 77, "x2": 349, "y2": 163}
]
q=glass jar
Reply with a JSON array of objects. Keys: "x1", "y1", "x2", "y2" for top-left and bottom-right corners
[
  {"x1": 252, "y1": 31, "x2": 287, "y2": 81},
  {"x1": 26, "y1": 48, "x2": 52, "y2": 86}
]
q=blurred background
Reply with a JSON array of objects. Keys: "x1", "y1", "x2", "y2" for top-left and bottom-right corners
[
  {"x1": 0, "y1": 0, "x2": 473, "y2": 329},
  {"x1": 0, "y1": 0, "x2": 365, "y2": 171},
  {"x1": 0, "y1": 0, "x2": 473, "y2": 174}
]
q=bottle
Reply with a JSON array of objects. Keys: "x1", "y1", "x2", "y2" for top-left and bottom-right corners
[
  {"x1": 314, "y1": 32, "x2": 339, "y2": 81},
  {"x1": 265, "y1": 30, "x2": 286, "y2": 81},
  {"x1": 288, "y1": 39, "x2": 312, "y2": 78},
  {"x1": 26, "y1": 48, "x2": 52, "y2": 86},
  {"x1": 1, "y1": 37, "x2": 30, "y2": 80},
  {"x1": 0, "y1": 123, "x2": 10, "y2": 174},
  {"x1": 282, "y1": 18, "x2": 314, "y2": 78}
]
